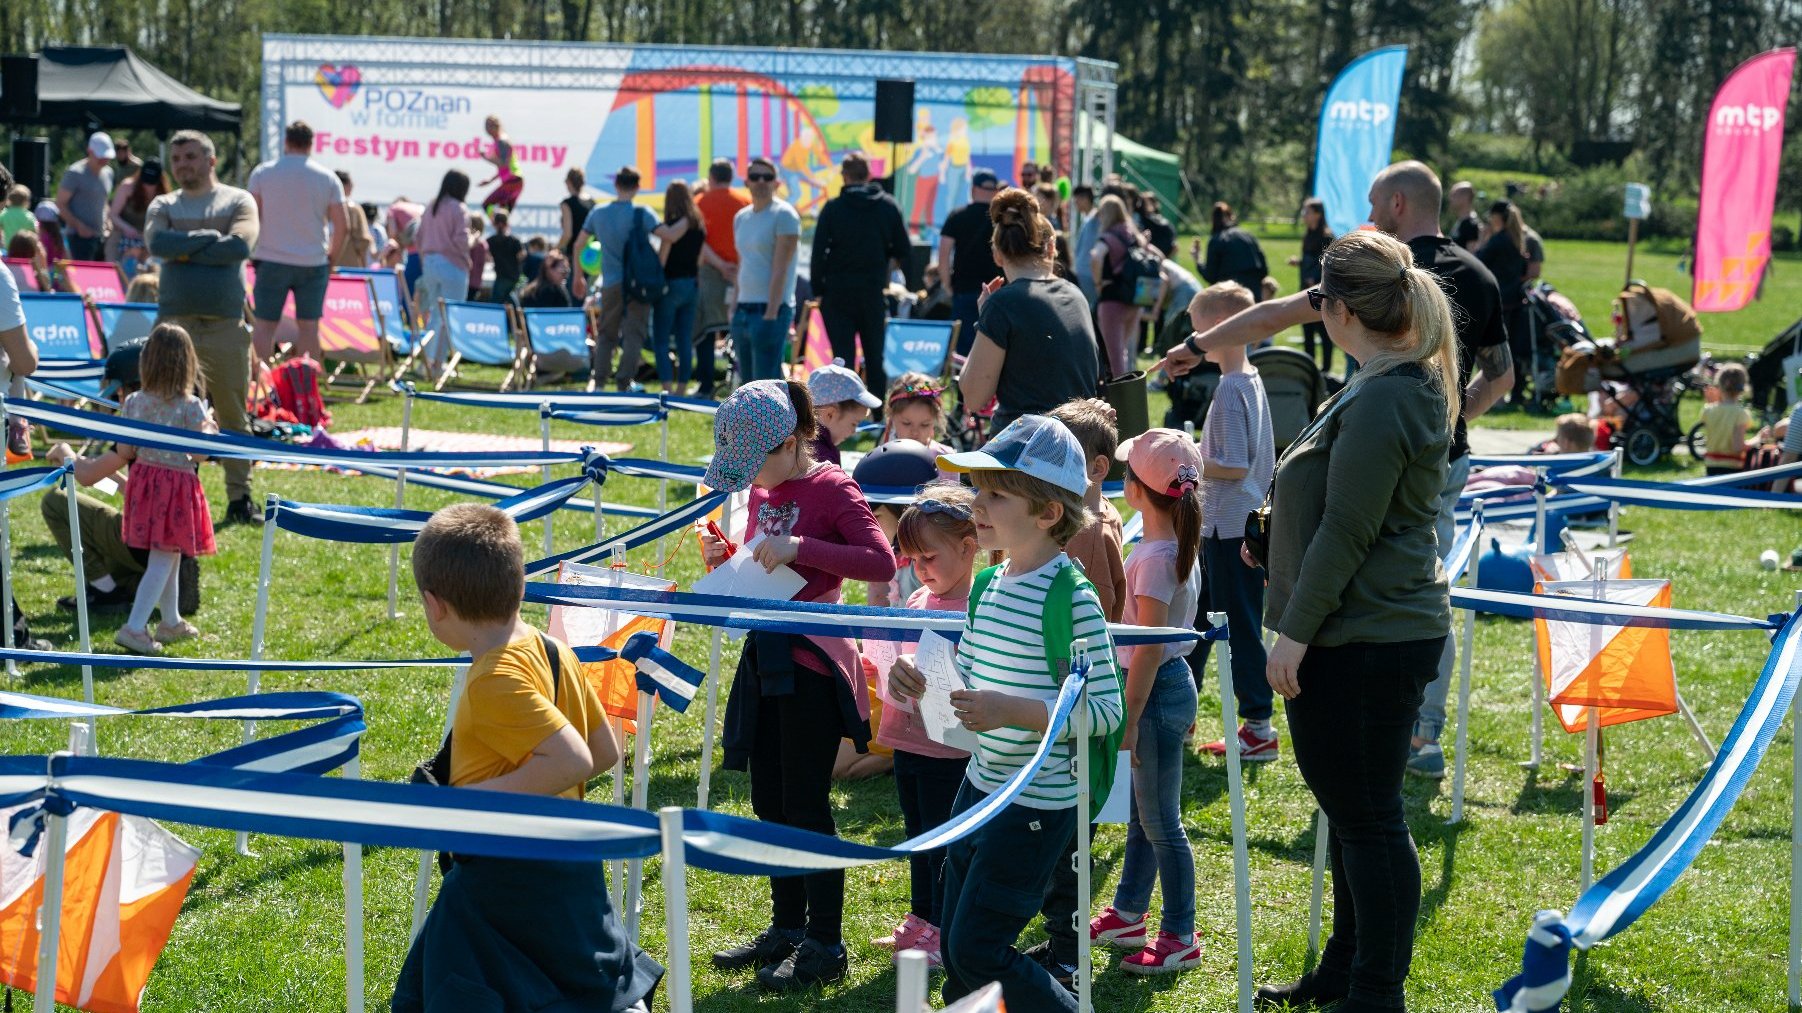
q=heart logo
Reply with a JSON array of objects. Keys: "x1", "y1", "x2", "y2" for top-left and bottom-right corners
[{"x1": 315, "y1": 64, "x2": 362, "y2": 110}]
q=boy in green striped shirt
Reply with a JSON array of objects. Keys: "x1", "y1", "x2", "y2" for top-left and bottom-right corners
[{"x1": 891, "y1": 414, "x2": 1122, "y2": 1012}]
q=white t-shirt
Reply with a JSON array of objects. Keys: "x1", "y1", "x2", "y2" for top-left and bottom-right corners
[
  {"x1": 1120, "y1": 539, "x2": 1201, "y2": 668},
  {"x1": 247, "y1": 154, "x2": 346, "y2": 267},
  {"x1": 0, "y1": 263, "x2": 23, "y2": 385},
  {"x1": 733, "y1": 199, "x2": 802, "y2": 308}
]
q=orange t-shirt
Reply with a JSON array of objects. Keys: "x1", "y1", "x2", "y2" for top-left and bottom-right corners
[
  {"x1": 698, "y1": 187, "x2": 750, "y2": 264},
  {"x1": 451, "y1": 634, "x2": 604, "y2": 800}
]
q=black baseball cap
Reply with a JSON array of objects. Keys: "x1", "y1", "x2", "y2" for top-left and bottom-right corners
[{"x1": 99, "y1": 339, "x2": 145, "y2": 400}]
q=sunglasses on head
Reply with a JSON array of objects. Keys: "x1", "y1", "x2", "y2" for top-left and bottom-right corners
[
  {"x1": 747, "y1": 172, "x2": 776, "y2": 183},
  {"x1": 1306, "y1": 286, "x2": 1328, "y2": 311}
]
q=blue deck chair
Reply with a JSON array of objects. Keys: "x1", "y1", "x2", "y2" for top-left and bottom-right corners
[
  {"x1": 884, "y1": 318, "x2": 959, "y2": 385},
  {"x1": 435, "y1": 300, "x2": 522, "y2": 391},
  {"x1": 340, "y1": 267, "x2": 433, "y2": 375},
  {"x1": 513, "y1": 306, "x2": 591, "y2": 387},
  {"x1": 93, "y1": 301, "x2": 159, "y2": 355}
]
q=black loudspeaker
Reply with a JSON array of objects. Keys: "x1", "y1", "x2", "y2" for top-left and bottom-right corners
[
  {"x1": 0, "y1": 56, "x2": 39, "y2": 119},
  {"x1": 10, "y1": 137, "x2": 49, "y2": 203},
  {"x1": 874, "y1": 79, "x2": 915, "y2": 144}
]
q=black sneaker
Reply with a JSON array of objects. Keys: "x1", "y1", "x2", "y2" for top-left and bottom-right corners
[
  {"x1": 57, "y1": 583, "x2": 136, "y2": 613},
  {"x1": 1022, "y1": 939, "x2": 1077, "y2": 995},
  {"x1": 178, "y1": 556, "x2": 201, "y2": 615},
  {"x1": 711, "y1": 927, "x2": 801, "y2": 972},
  {"x1": 1255, "y1": 968, "x2": 1351, "y2": 1010},
  {"x1": 224, "y1": 497, "x2": 264, "y2": 527},
  {"x1": 756, "y1": 937, "x2": 847, "y2": 993}
]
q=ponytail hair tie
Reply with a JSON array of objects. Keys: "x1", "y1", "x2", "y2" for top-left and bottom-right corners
[
  {"x1": 1399, "y1": 266, "x2": 1410, "y2": 282},
  {"x1": 1169, "y1": 463, "x2": 1201, "y2": 497}
]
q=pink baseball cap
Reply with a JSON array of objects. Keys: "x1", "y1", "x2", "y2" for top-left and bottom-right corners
[{"x1": 1116, "y1": 428, "x2": 1202, "y2": 497}]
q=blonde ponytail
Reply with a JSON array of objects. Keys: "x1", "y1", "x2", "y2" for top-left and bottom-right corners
[
  {"x1": 1401, "y1": 266, "x2": 1460, "y2": 432},
  {"x1": 1321, "y1": 231, "x2": 1460, "y2": 433}
]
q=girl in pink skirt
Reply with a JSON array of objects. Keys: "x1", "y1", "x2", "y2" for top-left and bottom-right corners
[{"x1": 115, "y1": 324, "x2": 217, "y2": 655}]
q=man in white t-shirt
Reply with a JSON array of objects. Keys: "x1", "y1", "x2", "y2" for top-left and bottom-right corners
[
  {"x1": 729, "y1": 157, "x2": 801, "y2": 384},
  {"x1": 0, "y1": 163, "x2": 52, "y2": 651},
  {"x1": 247, "y1": 120, "x2": 348, "y2": 361}
]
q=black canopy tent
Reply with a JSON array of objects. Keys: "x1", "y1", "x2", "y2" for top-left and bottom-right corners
[{"x1": 20, "y1": 45, "x2": 241, "y2": 132}]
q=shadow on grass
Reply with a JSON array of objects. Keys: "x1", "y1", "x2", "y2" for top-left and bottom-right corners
[
  {"x1": 1510, "y1": 767, "x2": 1637, "y2": 819},
  {"x1": 1568, "y1": 950, "x2": 1660, "y2": 1013},
  {"x1": 185, "y1": 847, "x2": 341, "y2": 916}
]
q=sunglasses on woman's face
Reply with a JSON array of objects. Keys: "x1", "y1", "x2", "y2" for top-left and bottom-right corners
[
  {"x1": 1306, "y1": 286, "x2": 1327, "y2": 311},
  {"x1": 747, "y1": 172, "x2": 776, "y2": 183}
]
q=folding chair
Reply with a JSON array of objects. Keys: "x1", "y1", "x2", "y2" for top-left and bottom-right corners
[
  {"x1": 92, "y1": 302, "x2": 158, "y2": 354},
  {"x1": 513, "y1": 306, "x2": 592, "y2": 389},
  {"x1": 883, "y1": 318, "x2": 958, "y2": 387},
  {"x1": 19, "y1": 293, "x2": 106, "y2": 404},
  {"x1": 794, "y1": 299, "x2": 843, "y2": 377},
  {"x1": 52, "y1": 261, "x2": 124, "y2": 357},
  {"x1": 339, "y1": 267, "x2": 433, "y2": 377},
  {"x1": 435, "y1": 299, "x2": 523, "y2": 391},
  {"x1": 3, "y1": 258, "x2": 43, "y2": 292},
  {"x1": 316, "y1": 274, "x2": 393, "y2": 403}
]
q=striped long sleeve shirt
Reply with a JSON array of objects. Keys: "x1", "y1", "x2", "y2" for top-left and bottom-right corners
[{"x1": 954, "y1": 553, "x2": 1123, "y2": 810}]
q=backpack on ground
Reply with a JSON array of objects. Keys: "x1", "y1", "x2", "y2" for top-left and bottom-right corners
[
  {"x1": 622, "y1": 212, "x2": 668, "y2": 305},
  {"x1": 252, "y1": 356, "x2": 331, "y2": 430}
]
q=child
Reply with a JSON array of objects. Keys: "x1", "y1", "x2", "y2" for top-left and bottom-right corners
[
  {"x1": 881, "y1": 372, "x2": 954, "y2": 456},
  {"x1": 478, "y1": 114, "x2": 525, "y2": 215},
  {"x1": 805, "y1": 359, "x2": 882, "y2": 466},
  {"x1": 487, "y1": 208, "x2": 523, "y2": 305},
  {"x1": 1702, "y1": 362, "x2": 1753, "y2": 475},
  {"x1": 1089, "y1": 429, "x2": 1204, "y2": 973},
  {"x1": 1531, "y1": 413, "x2": 1596, "y2": 456},
  {"x1": 892, "y1": 414, "x2": 1124, "y2": 1013},
  {"x1": 1047, "y1": 398, "x2": 1127, "y2": 622},
  {"x1": 851, "y1": 438, "x2": 942, "y2": 606},
  {"x1": 113, "y1": 324, "x2": 217, "y2": 655},
  {"x1": 869, "y1": 483, "x2": 979, "y2": 967},
  {"x1": 123, "y1": 264, "x2": 159, "y2": 305},
  {"x1": 701, "y1": 379, "x2": 896, "y2": 992},
  {"x1": 1189, "y1": 282, "x2": 1279, "y2": 762},
  {"x1": 0, "y1": 185, "x2": 33, "y2": 246},
  {"x1": 393, "y1": 504, "x2": 662, "y2": 1012},
  {"x1": 466, "y1": 212, "x2": 489, "y2": 300}
]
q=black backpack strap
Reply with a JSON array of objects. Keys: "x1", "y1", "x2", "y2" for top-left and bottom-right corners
[{"x1": 539, "y1": 633, "x2": 563, "y2": 709}]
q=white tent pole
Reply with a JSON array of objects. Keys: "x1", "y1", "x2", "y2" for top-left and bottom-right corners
[
  {"x1": 1526, "y1": 473, "x2": 1547, "y2": 770},
  {"x1": 659, "y1": 807, "x2": 694, "y2": 1013},
  {"x1": 625, "y1": 691, "x2": 655, "y2": 942},
  {"x1": 1674, "y1": 691, "x2": 1716, "y2": 760},
  {"x1": 236, "y1": 495, "x2": 280, "y2": 857},
  {"x1": 1789, "y1": 589, "x2": 1802, "y2": 1009},
  {"x1": 1072, "y1": 639, "x2": 1092, "y2": 1013},
  {"x1": 1607, "y1": 449, "x2": 1622, "y2": 548},
  {"x1": 63, "y1": 474, "x2": 94, "y2": 708},
  {"x1": 1307, "y1": 809, "x2": 1327, "y2": 959},
  {"x1": 343, "y1": 753, "x2": 365, "y2": 1013},
  {"x1": 540, "y1": 403, "x2": 554, "y2": 558},
  {"x1": 411, "y1": 664, "x2": 468, "y2": 940},
  {"x1": 33, "y1": 730, "x2": 84, "y2": 1013},
  {"x1": 1213, "y1": 611, "x2": 1253, "y2": 1013},
  {"x1": 600, "y1": 562, "x2": 627, "y2": 912},
  {"x1": 1581, "y1": 557, "x2": 1608, "y2": 890},
  {"x1": 696, "y1": 495, "x2": 733, "y2": 810},
  {"x1": 1450, "y1": 506, "x2": 1483, "y2": 826},
  {"x1": 895, "y1": 950, "x2": 929, "y2": 1013},
  {"x1": 386, "y1": 391, "x2": 413, "y2": 619}
]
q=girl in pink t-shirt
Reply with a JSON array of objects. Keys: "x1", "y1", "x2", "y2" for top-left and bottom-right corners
[{"x1": 869, "y1": 483, "x2": 979, "y2": 967}]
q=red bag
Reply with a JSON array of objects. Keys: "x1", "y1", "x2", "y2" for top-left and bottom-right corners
[{"x1": 253, "y1": 357, "x2": 331, "y2": 430}]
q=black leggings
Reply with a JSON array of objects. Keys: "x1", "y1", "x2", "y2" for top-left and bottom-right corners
[
  {"x1": 749, "y1": 667, "x2": 847, "y2": 944},
  {"x1": 1284, "y1": 637, "x2": 1445, "y2": 1009}
]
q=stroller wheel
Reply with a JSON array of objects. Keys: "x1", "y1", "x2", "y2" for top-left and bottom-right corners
[
  {"x1": 1685, "y1": 421, "x2": 1706, "y2": 462},
  {"x1": 1623, "y1": 426, "x2": 1664, "y2": 468}
]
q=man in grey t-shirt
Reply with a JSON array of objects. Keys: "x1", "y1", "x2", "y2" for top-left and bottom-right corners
[
  {"x1": 56, "y1": 133, "x2": 116, "y2": 262},
  {"x1": 729, "y1": 157, "x2": 801, "y2": 383},
  {"x1": 573, "y1": 165, "x2": 671, "y2": 391},
  {"x1": 247, "y1": 121, "x2": 347, "y2": 361}
]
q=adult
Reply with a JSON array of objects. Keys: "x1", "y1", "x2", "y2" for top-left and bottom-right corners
[
  {"x1": 1477, "y1": 200, "x2": 1531, "y2": 403},
  {"x1": 413, "y1": 171, "x2": 472, "y2": 375},
  {"x1": 937, "y1": 170, "x2": 1003, "y2": 355},
  {"x1": 574, "y1": 166, "x2": 671, "y2": 391},
  {"x1": 956, "y1": 187, "x2": 1100, "y2": 435},
  {"x1": 477, "y1": 115, "x2": 523, "y2": 215},
  {"x1": 652, "y1": 181, "x2": 704, "y2": 394},
  {"x1": 1249, "y1": 229, "x2": 1456, "y2": 1012},
  {"x1": 1445, "y1": 181, "x2": 1482, "y2": 251},
  {"x1": 1291, "y1": 197, "x2": 1336, "y2": 372},
  {"x1": 730, "y1": 158, "x2": 801, "y2": 383},
  {"x1": 486, "y1": 208, "x2": 523, "y2": 304},
  {"x1": 1089, "y1": 194, "x2": 1152, "y2": 377},
  {"x1": 106, "y1": 160, "x2": 168, "y2": 279},
  {"x1": 332, "y1": 171, "x2": 375, "y2": 269},
  {"x1": 56, "y1": 132, "x2": 115, "y2": 262},
  {"x1": 515, "y1": 251, "x2": 576, "y2": 309},
  {"x1": 1523, "y1": 220, "x2": 1547, "y2": 283},
  {"x1": 144, "y1": 129, "x2": 263, "y2": 526},
  {"x1": 1071, "y1": 185, "x2": 1104, "y2": 306},
  {"x1": 247, "y1": 120, "x2": 348, "y2": 361},
  {"x1": 0, "y1": 163, "x2": 49, "y2": 651},
  {"x1": 811, "y1": 152, "x2": 911, "y2": 404},
  {"x1": 695, "y1": 160, "x2": 750, "y2": 398},
  {"x1": 557, "y1": 168, "x2": 595, "y2": 269},
  {"x1": 1193, "y1": 201, "x2": 1268, "y2": 298},
  {"x1": 1138, "y1": 193, "x2": 1177, "y2": 258},
  {"x1": 1018, "y1": 162, "x2": 1040, "y2": 190},
  {"x1": 1033, "y1": 183, "x2": 1073, "y2": 280},
  {"x1": 1163, "y1": 162, "x2": 1513, "y2": 778},
  {"x1": 110, "y1": 139, "x2": 145, "y2": 192}
]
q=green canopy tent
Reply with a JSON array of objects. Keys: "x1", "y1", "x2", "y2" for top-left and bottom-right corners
[{"x1": 1078, "y1": 112, "x2": 1185, "y2": 222}]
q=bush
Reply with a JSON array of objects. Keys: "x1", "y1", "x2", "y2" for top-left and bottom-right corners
[{"x1": 1508, "y1": 162, "x2": 1694, "y2": 242}]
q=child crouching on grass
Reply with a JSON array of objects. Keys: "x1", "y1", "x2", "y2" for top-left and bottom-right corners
[
  {"x1": 890, "y1": 415, "x2": 1124, "y2": 1013},
  {"x1": 393, "y1": 504, "x2": 662, "y2": 1013}
]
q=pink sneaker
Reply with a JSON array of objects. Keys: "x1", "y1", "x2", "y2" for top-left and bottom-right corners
[
  {"x1": 872, "y1": 913, "x2": 930, "y2": 952},
  {"x1": 897, "y1": 921, "x2": 942, "y2": 969},
  {"x1": 1201, "y1": 724, "x2": 1280, "y2": 762},
  {"x1": 1122, "y1": 931, "x2": 1202, "y2": 975},
  {"x1": 1089, "y1": 906, "x2": 1147, "y2": 950}
]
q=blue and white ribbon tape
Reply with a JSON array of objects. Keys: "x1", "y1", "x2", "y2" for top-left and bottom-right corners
[
  {"x1": 1559, "y1": 476, "x2": 1802, "y2": 511},
  {"x1": 0, "y1": 689, "x2": 361, "y2": 722},
  {"x1": 1451, "y1": 586, "x2": 1779, "y2": 631},
  {"x1": 0, "y1": 644, "x2": 645, "y2": 672},
  {"x1": 271, "y1": 474, "x2": 594, "y2": 544},
  {"x1": 1455, "y1": 494, "x2": 1608, "y2": 526},
  {"x1": 547, "y1": 407, "x2": 668, "y2": 427},
  {"x1": 23, "y1": 378, "x2": 117, "y2": 408},
  {"x1": 622, "y1": 631, "x2": 706, "y2": 713},
  {"x1": 337, "y1": 463, "x2": 659, "y2": 519},
  {"x1": 0, "y1": 465, "x2": 71, "y2": 506},
  {"x1": 1471, "y1": 451, "x2": 1614, "y2": 474},
  {"x1": 525, "y1": 491, "x2": 728, "y2": 577},
  {"x1": 523, "y1": 581, "x2": 1201, "y2": 646},
  {"x1": 600, "y1": 456, "x2": 707, "y2": 484},
  {"x1": 1445, "y1": 520, "x2": 1481, "y2": 585},
  {"x1": 396, "y1": 383, "x2": 667, "y2": 413},
  {"x1": 32, "y1": 359, "x2": 106, "y2": 385},
  {"x1": 1495, "y1": 611, "x2": 1802, "y2": 1011}
]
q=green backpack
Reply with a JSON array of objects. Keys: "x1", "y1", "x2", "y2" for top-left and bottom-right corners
[{"x1": 966, "y1": 561, "x2": 1125, "y2": 821}]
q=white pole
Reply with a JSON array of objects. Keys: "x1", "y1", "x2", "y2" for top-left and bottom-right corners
[
  {"x1": 237, "y1": 496, "x2": 279, "y2": 857},
  {"x1": 625, "y1": 692, "x2": 655, "y2": 942},
  {"x1": 1526, "y1": 473, "x2": 1547, "y2": 770},
  {"x1": 610, "y1": 712, "x2": 628, "y2": 913},
  {"x1": 1582, "y1": 557, "x2": 1606, "y2": 891},
  {"x1": 33, "y1": 739, "x2": 78, "y2": 1013},
  {"x1": 1790, "y1": 590, "x2": 1802, "y2": 1009},
  {"x1": 1307, "y1": 809, "x2": 1327, "y2": 959},
  {"x1": 1607, "y1": 449, "x2": 1622, "y2": 549},
  {"x1": 696, "y1": 496, "x2": 733, "y2": 810},
  {"x1": 1072, "y1": 639, "x2": 1092, "y2": 1013},
  {"x1": 386, "y1": 392, "x2": 413, "y2": 619},
  {"x1": 343, "y1": 754, "x2": 365, "y2": 1013},
  {"x1": 541, "y1": 403, "x2": 554, "y2": 558},
  {"x1": 655, "y1": 409, "x2": 670, "y2": 564},
  {"x1": 895, "y1": 950, "x2": 929, "y2": 1013},
  {"x1": 659, "y1": 807, "x2": 694, "y2": 1013},
  {"x1": 1674, "y1": 691, "x2": 1717, "y2": 761},
  {"x1": 2, "y1": 469, "x2": 19, "y2": 679},
  {"x1": 1450, "y1": 505, "x2": 1483, "y2": 826},
  {"x1": 1213, "y1": 611, "x2": 1253, "y2": 1013},
  {"x1": 411, "y1": 664, "x2": 469, "y2": 940},
  {"x1": 63, "y1": 475, "x2": 93, "y2": 707}
]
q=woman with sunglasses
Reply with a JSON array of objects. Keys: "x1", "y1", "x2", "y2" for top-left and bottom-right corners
[{"x1": 1253, "y1": 230, "x2": 1456, "y2": 1012}]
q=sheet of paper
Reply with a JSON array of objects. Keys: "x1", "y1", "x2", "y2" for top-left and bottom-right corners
[
  {"x1": 916, "y1": 630, "x2": 977, "y2": 751},
  {"x1": 1096, "y1": 751, "x2": 1133, "y2": 824},
  {"x1": 691, "y1": 534, "x2": 807, "y2": 640},
  {"x1": 547, "y1": 564, "x2": 676, "y2": 649},
  {"x1": 865, "y1": 639, "x2": 911, "y2": 714}
]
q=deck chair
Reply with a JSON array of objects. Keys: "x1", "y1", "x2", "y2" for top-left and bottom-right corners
[
  {"x1": 883, "y1": 318, "x2": 958, "y2": 386},
  {"x1": 1247, "y1": 345, "x2": 1328, "y2": 454},
  {"x1": 53, "y1": 261, "x2": 124, "y2": 357},
  {"x1": 3, "y1": 258, "x2": 43, "y2": 292},
  {"x1": 19, "y1": 293, "x2": 106, "y2": 401},
  {"x1": 339, "y1": 267, "x2": 433, "y2": 376},
  {"x1": 242, "y1": 263, "x2": 302, "y2": 361},
  {"x1": 315, "y1": 274, "x2": 393, "y2": 402},
  {"x1": 435, "y1": 299, "x2": 522, "y2": 391},
  {"x1": 513, "y1": 306, "x2": 591, "y2": 388},
  {"x1": 795, "y1": 299, "x2": 847, "y2": 377},
  {"x1": 93, "y1": 302, "x2": 158, "y2": 355}
]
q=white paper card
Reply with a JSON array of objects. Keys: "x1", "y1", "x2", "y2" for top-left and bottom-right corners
[
  {"x1": 1096, "y1": 751, "x2": 1133, "y2": 824},
  {"x1": 690, "y1": 535, "x2": 806, "y2": 640},
  {"x1": 865, "y1": 639, "x2": 910, "y2": 713},
  {"x1": 547, "y1": 564, "x2": 676, "y2": 648},
  {"x1": 916, "y1": 630, "x2": 977, "y2": 751}
]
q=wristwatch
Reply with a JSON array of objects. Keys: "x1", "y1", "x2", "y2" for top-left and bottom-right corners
[{"x1": 1183, "y1": 333, "x2": 1202, "y2": 358}]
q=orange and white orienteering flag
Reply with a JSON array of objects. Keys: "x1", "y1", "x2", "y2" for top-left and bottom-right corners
[
  {"x1": 1534, "y1": 578, "x2": 1678, "y2": 733},
  {"x1": 0, "y1": 808, "x2": 199, "y2": 1013},
  {"x1": 549, "y1": 561, "x2": 678, "y2": 728}
]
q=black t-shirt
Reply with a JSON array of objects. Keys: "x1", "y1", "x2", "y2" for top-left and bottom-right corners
[
  {"x1": 487, "y1": 233, "x2": 523, "y2": 281},
  {"x1": 1449, "y1": 212, "x2": 1481, "y2": 250},
  {"x1": 1477, "y1": 233, "x2": 1529, "y2": 303},
  {"x1": 976, "y1": 276, "x2": 1101, "y2": 433},
  {"x1": 941, "y1": 202, "x2": 1002, "y2": 294},
  {"x1": 1202, "y1": 227, "x2": 1269, "y2": 298},
  {"x1": 561, "y1": 195, "x2": 594, "y2": 257},
  {"x1": 1408, "y1": 235, "x2": 1508, "y2": 463},
  {"x1": 664, "y1": 221, "x2": 705, "y2": 280}
]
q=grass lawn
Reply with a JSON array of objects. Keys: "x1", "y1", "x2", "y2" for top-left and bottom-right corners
[{"x1": 1, "y1": 234, "x2": 1799, "y2": 1012}]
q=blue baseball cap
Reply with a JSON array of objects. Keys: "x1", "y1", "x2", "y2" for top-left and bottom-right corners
[
  {"x1": 972, "y1": 169, "x2": 1000, "y2": 191},
  {"x1": 703, "y1": 380, "x2": 798, "y2": 493},
  {"x1": 807, "y1": 359, "x2": 881, "y2": 409},
  {"x1": 937, "y1": 414, "x2": 1088, "y2": 497}
]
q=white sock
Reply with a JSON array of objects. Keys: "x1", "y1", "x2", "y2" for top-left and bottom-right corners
[
  {"x1": 157, "y1": 559, "x2": 182, "y2": 625},
  {"x1": 126, "y1": 551, "x2": 178, "y2": 631},
  {"x1": 90, "y1": 575, "x2": 117, "y2": 593},
  {"x1": 1245, "y1": 718, "x2": 1273, "y2": 737}
]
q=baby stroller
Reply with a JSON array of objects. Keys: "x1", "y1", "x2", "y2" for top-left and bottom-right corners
[
  {"x1": 1746, "y1": 316, "x2": 1802, "y2": 419},
  {"x1": 1554, "y1": 282, "x2": 1703, "y2": 466},
  {"x1": 1522, "y1": 283, "x2": 1591, "y2": 407}
]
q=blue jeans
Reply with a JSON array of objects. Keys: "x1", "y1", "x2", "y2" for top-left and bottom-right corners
[
  {"x1": 1113, "y1": 656, "x2": 1199, "y2": 936},
  {"x1": 651, "y1": 277, "x2": 698, "y2": 385},
  {"x1": 1190, "y1": 534, "x2": 1272, "y2": 722},
  {"x1": 940, "y1": 780, "x2": 1077, "y2": 1012},
  {"x1": 730, "y1": 302, "x2": 792, "y2": 384},
  {"x1": 416, "y1": 253, "x2": 467, "y2": 367},
  {"x1": 1414, "y1": 452, "x2": 1471, "y2": 742},
  {"x1": 952, "y1": 291, "x2": 982, "y2": 355}
]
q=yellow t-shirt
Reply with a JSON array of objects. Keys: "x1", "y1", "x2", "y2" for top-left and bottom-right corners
[
  {"x1": 1702, "y1": 401, "x2": 1752, "y2": 459},
  {"x1": 452, "y1": 634, "x2": 604, "y2": 800}
]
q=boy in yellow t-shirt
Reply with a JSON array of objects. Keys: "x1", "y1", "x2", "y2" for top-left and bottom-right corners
[
  {"x1": 1702, "y1": 362, "x2": 1754, "y2": 476},
  {"x1": 393, "y1": 504, "x2": 662, "y2": 1012}
]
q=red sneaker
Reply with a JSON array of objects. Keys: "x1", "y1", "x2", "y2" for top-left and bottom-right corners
[
  {"x1": 872, "y1": 912, "x2": 930, "y2": 952},
  {"x1": 1089, "y1": 906, "x2": 1148, "y2": 950},
  {"x1": 1121, "y1": 931, "x2": 1202, "y2": 976},
  {"x1": 1200, "y1": 724, "x2": 1280, "y2": 762}
]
